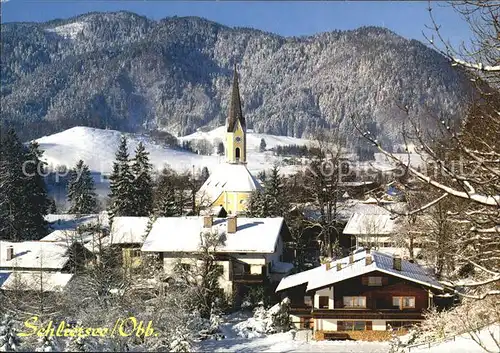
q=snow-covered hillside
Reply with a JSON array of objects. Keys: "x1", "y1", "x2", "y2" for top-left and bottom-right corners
[
  {"x1": 34, "y1": 126, "x2": 311, "y2": 176},
  {"x1": 179, "y1": 126, "x2": 310, "y2": 151}
]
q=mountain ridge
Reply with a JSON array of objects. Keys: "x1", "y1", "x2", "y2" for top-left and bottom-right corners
[{"x1": 1, "y1": 11, "x2": 471, "y2": 145}]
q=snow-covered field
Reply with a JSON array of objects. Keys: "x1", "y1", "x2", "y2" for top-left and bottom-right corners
[{"x1": 34, "y1": 126, "x2": 311, "y2": 176}]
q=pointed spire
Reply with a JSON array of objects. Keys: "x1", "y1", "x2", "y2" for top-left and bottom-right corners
[{"x1": 227, "y1": 63, "x2": 245, "y2": 132}]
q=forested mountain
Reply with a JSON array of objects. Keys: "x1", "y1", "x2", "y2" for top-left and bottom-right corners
[{"x1": 1, "y1": 11, "x2": 470, "y2": 144}]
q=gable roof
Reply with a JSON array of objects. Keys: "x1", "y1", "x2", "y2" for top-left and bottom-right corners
[
  {"x1": 142, "y1": 216, "x2": 284, "y2": 253},
  {"x1": 197, "y1": 163, "x2": 261, "y2": 205},
  {"x1": 0, "y1": 241, "x2": 70, "y2": 270},
  {"x1": 226, "y1": 64, "x2": 245, "y2": 132},
  {"x1": 45, "y1": 212, "x2": 110, "y2": 230},
  {"x1": 343, "y1": 213, "x2": 396, "y2": 235},
  {"x1": 0, "y1": 271, "x2": 74, "y2": 292},
  {"x1": 276, "y1": 250, "x2": 443, "y2": 292},
  {"x1": 110, "y1": 217, "x2": 150, "y2": 245}
]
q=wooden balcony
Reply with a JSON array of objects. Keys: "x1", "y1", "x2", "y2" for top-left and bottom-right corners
[
  {"x1": 290, "y1": 306, "x2": 424, "y2": 320},
  {"x1": 312, "y1": 308, "x2": 424, "y2": 320},
  {"x1": 232, "y1": 273, "x2": 266, "y2": 283}
]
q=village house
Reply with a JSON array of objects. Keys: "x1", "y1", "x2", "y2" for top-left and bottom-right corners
[
  {"x1": 0, "y1": 240, "x2": 78, "y2": 292},
  {"x1": 341, "y1": 200, "x2": 425, "y2": 257},
  {"x1": 276, "y1": 249, "x2": 448, "y2": 341},
  {"x1": 136, "y1": 215, "x2": 294, "y2": 302}
]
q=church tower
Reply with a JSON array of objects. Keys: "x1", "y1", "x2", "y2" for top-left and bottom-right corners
[
  {"x1": 225, "y1": 64, "x2": 246, "y2": 164},
  {"x1": 196, "y1": 63, "x2": 261, "y2": 215}
]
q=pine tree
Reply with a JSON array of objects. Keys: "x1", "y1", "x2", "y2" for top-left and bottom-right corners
[
  {"x1": 107, "y1": 136, "x2": 135, "y2": 218},
  {"x1": 216, "y1": 142, "x2": 224, "y2": 156},
  {"x1": 200, "y1": 167, "x2": 210, "y2": 183},
  {"x1": 131, "y1": 142, "x2": 153, "y2": 216},
  {"x1": 0, "y1": 130, "x2": 48, "y2": 240},
  {"x1": 0, "y1": 315, "x2": 22, "y2": 352},
  {"x1": 46, "y1": 198, "x2": 57, "y2": 214},
  {"x1": 67, "y1": 160, "x2": 98, "y2": 215},
  {"x1": 259, "y1": 138, "x2": 267, "y2": 152},
  {"x1": 264, "y1": 165, "x2": 289, "y2": 217},
  {"x1": 154, "y1": 168, "x2": 180, "y2": 217},
  {"x1": 22, "y1": 142, "x2": 49, "y2": 238}
]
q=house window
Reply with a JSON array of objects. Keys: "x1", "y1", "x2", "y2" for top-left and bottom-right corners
[
  {"x1": 177, "y1": 263, "x2": 191, "y2": 272},
  {"x1": 392, "y1": 296, "x2": 415, "y2": 309},
  {"x1": 215, "y1": 264, "x2": 224, "y2": 276},
  {"x1": 344, "y1": 321, "x2": 367, "y2": 331},
  {"x1": 368, "y1": 276, "x2": 383, "y2": 286},
  {"x1": 343, "y1": 296, "x2": 366, "y2": 308},
  {"x1": 129, "y1": 249, "x2": 141, "y2": 258},
  {"x1": 318, "y1": 296, "x2": 329, "y2": 309},
  {"x1": 304, "y1": 296, "x2": 312, "y2": 307},
  {"x1": 386, "y1": 321, "x2": 419, "y2": 331}
]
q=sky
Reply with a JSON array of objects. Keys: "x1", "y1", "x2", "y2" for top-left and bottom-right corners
[{"x1": 1, "y1": 1, "x2": 471, "y2": 47}]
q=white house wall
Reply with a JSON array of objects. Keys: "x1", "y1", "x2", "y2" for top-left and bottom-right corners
[{"x1": 314, "y1": 287, "x2": 334, "y2": 309}]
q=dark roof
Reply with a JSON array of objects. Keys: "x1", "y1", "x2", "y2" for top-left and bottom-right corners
[{"x1": 226, "y1": 64, "x2": 245, "y2": 132}]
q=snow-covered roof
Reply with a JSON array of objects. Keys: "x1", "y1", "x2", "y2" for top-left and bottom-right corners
[
  {"x1": 276, "y1": 250, "x2": 443, "y2": 292},
  {"x1": 110, "y1": 217, "x2": 150, "y2": 244},
  {"x1": 142, "y1": 217, "x2": 284, "y2": 253},
  {"x1": 45, "y1": 212, "x2": 110, "y2": 230},
  {"x1": 83, "y1": 236, "x2": 112, "y2": 253},
  {"x1": 39, "y1": 229, "x2": 98, "y2": 244},
  {"x1": 343, "y1": 213, "x2": 396, "y2": 235},
  {"x1": 0, "y1": 241, "x2": 70, "y2": 270},
  {"x1": 197, "y1": 163, "x2": 261, "y2": 205},
  {"x1": 0, "y1": 271, "x2": 74, "y2": 292}
]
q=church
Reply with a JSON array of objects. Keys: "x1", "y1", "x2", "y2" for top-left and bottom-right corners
[{"x1": 196, "y1": 65, "x2": 262, "y2": 215}]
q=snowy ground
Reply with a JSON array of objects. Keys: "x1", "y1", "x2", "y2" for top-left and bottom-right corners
[
  {"x1": 196, "y1": 312, "x2": 390, "y2": 353},
  {"x1": 409, "y1": 324, "x2": 500, "y2": 353}
]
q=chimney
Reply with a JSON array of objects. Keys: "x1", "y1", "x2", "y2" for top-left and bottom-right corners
[
  {"x1": 6, "y1": 246, "x2": 14, "y2": 261},
  {"x1": 227, "y1": 216, "x2": 237, "y2": 234},
  {"x1": 349, "y1": 254, "x2": 354, "y2": 264},
  {"x1": 325, "y1": 262, "x2": 331, "y2": 271},
  {"x1": 203, "y1": 215, "x2": 213, "y2": 228},
  {"x1": 336, "y1": 263, "x2": 342, "y2": 271},
  {"x1": 393, "y1": 255, "x2": 402, "y2": 271},
  {"x1": 365, "y1": 254, "x2": 373, "y2": 266}
]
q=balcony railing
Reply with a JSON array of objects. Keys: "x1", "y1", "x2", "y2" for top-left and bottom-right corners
[
  {"x1": 290, "y1": 306, "x2": 424, "y2": 320},
  {"x1": 232, "y1": 273, "x2": 265, "y2": 282}
]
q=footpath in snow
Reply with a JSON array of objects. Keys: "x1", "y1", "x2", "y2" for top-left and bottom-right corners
[{"x1": 196, "y1": 312, "x2": 389, "y2": 353}]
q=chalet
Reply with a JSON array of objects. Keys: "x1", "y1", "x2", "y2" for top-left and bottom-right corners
[
  {"x1": 140, "y1": 215, "x2": 294, "y2": 302},
  {"x1": 276, "y1": 250, "x2": 446, "y2": 340}
]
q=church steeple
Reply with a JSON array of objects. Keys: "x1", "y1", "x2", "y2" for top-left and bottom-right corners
[
  {"x1": 227, "y1": 64, "x2": 245, "y2": 132},
  {"x1": 225, "y1": 64, "x2": 247, "y2": 164}
]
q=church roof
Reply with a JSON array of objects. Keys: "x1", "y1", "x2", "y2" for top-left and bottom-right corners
[
  {"x1": 197, "y1": 163, "x2": 261, "y2": 206},
  {"x1": 226, "y1": 64, "x2": 245, "y2": 132}
]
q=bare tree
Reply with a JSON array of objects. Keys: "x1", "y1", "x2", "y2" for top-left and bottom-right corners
[
  {"x1": 355, "y1": 0, "x2": 500, "y2": 299},
  {"x1": 302, "y1": 129, "x2": 348, "y2": 258}
]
